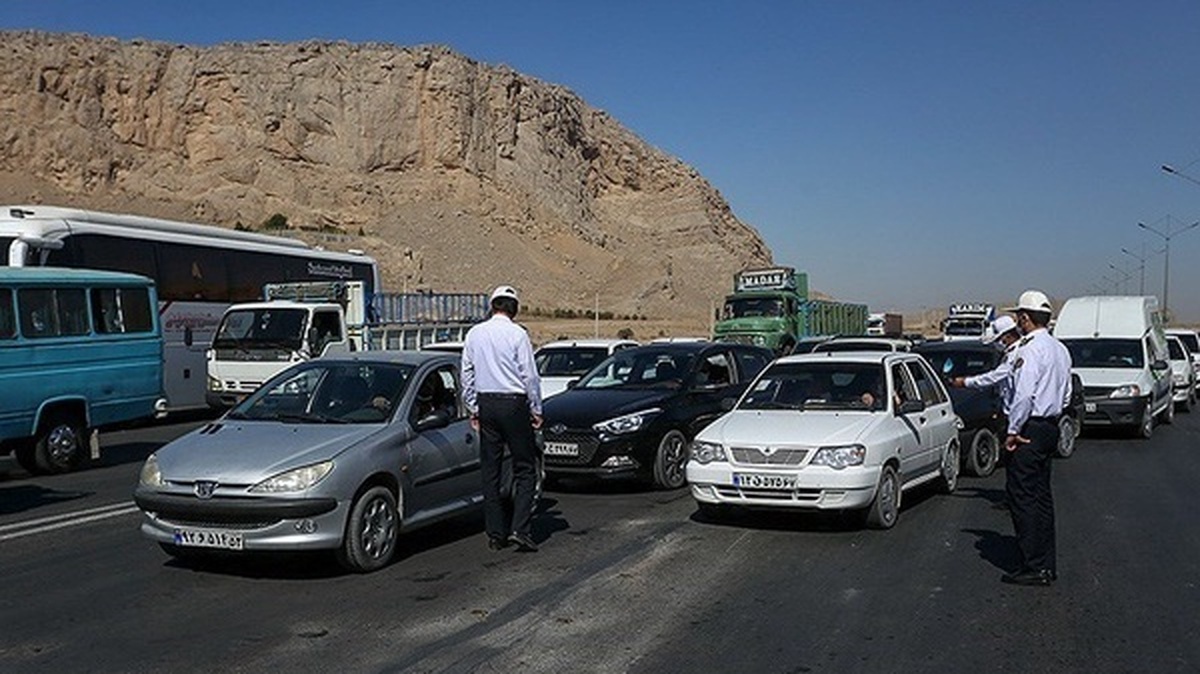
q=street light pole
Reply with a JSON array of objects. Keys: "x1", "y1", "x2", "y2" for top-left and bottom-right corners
[
  {"x1": 1138, "y1": 216, "x2": 1200, "y2": 323},
  {"x1": 1107, "y1": 263, "x2": 1132, "y2": 294},
  {"x1": 1120, "y1": 246, "x2": 1148, "y2": 295}
]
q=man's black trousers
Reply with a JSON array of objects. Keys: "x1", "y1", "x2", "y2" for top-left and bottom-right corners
[
  {"x1": 1006, "y1": 416, "x2": 1058, "y2": 574},
  {"x1": 478, "y1": 393, "x2": 538, "y2": 540}
]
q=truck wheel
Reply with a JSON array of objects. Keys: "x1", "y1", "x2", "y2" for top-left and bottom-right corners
[
  {"x1": 652, "y1": 430, "x2": 689, "y2": 490},
  {"x1": 34, "y1": 414, "x2": 88, "y2": 474},
  {"x1": 863, "y1": 465, "x2": 900, "y2": 529},
  {"x1": 337, "y1": 486, "x2": 399, "y2": 573},
  {"x1": 966, "y1": 429, "x2": 999, "y2": 477}
]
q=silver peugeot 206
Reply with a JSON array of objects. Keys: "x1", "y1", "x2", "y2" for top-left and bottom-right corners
[{"x1": 135, "y1": 351, "x2": 491, "y2": 573}]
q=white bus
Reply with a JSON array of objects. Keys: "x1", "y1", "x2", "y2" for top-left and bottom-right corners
[{"x1": 0, "y1": 206, "x2": 379, "y2": 410}]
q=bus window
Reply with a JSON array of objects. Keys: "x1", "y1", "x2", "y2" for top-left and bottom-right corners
[
  {"x1": 0, "y1": 289, "x2": 14, "y2": 338},
  {"x1": 91, "y1": 286, "x2": 154, "y2": 334},
  {"x1": 157, "y1": 242, "x2": 230, "y2": 301}
]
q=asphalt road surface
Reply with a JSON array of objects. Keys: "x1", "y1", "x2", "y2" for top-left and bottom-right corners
[{"x1": 2, "y1": 411, "x2": 1198, "y2": 673}]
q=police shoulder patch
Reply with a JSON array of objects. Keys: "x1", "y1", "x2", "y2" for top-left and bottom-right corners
[
  {"x1": 1019, "y1": 335, "x2": 1034, "y2": 346},
  {"x1": 1014, "y1": 357, "x2": 1024, "y2": 370}
]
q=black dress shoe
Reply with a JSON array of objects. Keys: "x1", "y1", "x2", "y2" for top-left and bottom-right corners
[
  {"x1": 487, "y1": 536, "x2": 510, "y2": 551},
  {"x1": 1001, "y1": 569, "x2": 1054, "y2": 586},
  {"x1": 508, "y1": 532, "x2": 538, "y2": 552}
]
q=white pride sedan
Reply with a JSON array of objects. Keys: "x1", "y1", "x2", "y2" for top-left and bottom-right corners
[{"x1": 687, "y1": 351, "x2": 961, "y2": 528}]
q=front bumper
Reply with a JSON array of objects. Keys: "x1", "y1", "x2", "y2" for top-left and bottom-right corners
[
  {"x1": 1082, "y1": 396, "x2": 1147, "y2": 427},
  {"x1": 541, "y1": 430, "x2": 651, "y2": 479},
  {"x1": 134, "y1": 489, "x2": 346, "y2": 551},
  {"x1": 687, "y1": 462, "x2": 881, "y2": 511}
]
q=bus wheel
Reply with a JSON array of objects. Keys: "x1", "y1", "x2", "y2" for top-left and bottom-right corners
[{"x1": 34, "y1": 415, "x2": 87, "y2": 474}]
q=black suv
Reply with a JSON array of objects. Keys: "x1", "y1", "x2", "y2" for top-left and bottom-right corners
[{"x1": 540, "y1": 342, "x2": 774, "y2": 489}]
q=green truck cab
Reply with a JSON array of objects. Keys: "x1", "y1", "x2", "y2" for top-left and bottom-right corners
[{"x1": 712, "y1": 267, "x2": 867, "y2": 355}]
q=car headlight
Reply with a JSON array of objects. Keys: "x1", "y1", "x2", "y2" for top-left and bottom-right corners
[
  {"x1": 139, "y1": 454, "x2": 163, "y2": 487},
  {"x1": 207, "y1": 375, "x2": 223, "y2": 392},
  {"x1": 1173, "y1": 374, "x2": 1188, "y2": 386},
  {"x1": 690, "y1": 440, "x2": 727, "y2": 464},
  {"x1": 249, "y1": 461, "x2": 334, "y2": 493},
  {"x1": 1109, "y1": 385, "x2": 1141, "y2": 398},
  {"x1": 810, "y1": 444, "x2": 866, "y2": 470},
  {"x1": 593, "y1": 408, "x2": 662, "y2": 435}
]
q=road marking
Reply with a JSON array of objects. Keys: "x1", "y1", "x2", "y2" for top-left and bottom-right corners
[{"x1": 0, "y1": 502, "x2": 140, "y2": 542}]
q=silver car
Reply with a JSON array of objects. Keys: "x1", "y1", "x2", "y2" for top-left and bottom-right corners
[{"x1": 134, "y1": 351, "x2": 486, "y2": 573}]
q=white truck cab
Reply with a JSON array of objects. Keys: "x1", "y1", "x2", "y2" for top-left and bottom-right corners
[{"x1": 941, "y1": 303, "x2": 996, "y2": 342}]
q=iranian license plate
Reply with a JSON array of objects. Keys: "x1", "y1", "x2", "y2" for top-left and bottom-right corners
[
  {"x1": 174, "y1": 527, "x2": 244, "y2": 550},
  {"x1": 733, "y1": 472, "x2": 797, "y2": 490},
  {"x1": 543, "y1": 441, "x2": 580, "y2": 457},
  {"x1": 1085, "y1": 402, "x2": 1097, "y2": 413}
]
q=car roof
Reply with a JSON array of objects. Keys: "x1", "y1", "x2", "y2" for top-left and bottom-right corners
[
  {"x1": 913, "y1": 339, "x2": 993, "y2": 353},
  {"x1": 774, "y1": 351, "x2": 917, "y2": 366},
  {"x1": 820, "y1": 336, "x2": 911, "y2": 347},
  {"x1": 1166, "y1": 328, "x2": 1198, "y2": 335},
  {"x1": 537, "y1": 339, "x2": 637, "y2": 349}
]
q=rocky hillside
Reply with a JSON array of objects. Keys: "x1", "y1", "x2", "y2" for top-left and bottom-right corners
[{"x1": 0, "y1": 31, "x2": 772, "y2": 320}]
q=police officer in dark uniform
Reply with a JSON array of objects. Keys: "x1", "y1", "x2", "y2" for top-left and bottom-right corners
[
  {"x1": 462, "y1": 285, "x2": 543, "y2": 552},
  {"x1": 1001, "y1": 290, "x2": 1072, "y2": 586}
]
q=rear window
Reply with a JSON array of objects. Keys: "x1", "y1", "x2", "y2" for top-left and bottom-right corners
[{"x1": 536, "y1": 347, "x2": 609, "y2": 377}]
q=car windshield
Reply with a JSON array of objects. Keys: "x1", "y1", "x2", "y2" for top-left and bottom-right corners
[
  {"x1": 943, "y1": 318, "x2": 985, "y2": 337},
  {"x1": 575, "y1": 349, "x2": 695, "y2": 390},
  {"x1": 920, "y1": 348, "x2": 998, "y2": 378},
  {"x1": 1172, "y1": 332, "x2": 1199, "y2": 353},
  {"x1": 229, "y1": 362, "x2": 415, "y2": 424},
  {"x1": 740, "y1": 361, "x2": 886, "y2": 411},
  {"x1": 1169, "y1": 338, "x2": 1187, "y2": 360},
  {"x1": 723, "y1": 297, "x2": 784, "y2": 319},
  {"x1": 536, "y1": 347, "x2": 610, "y2": 377},
  {"x1": 213, "y1": 308, "x2": 307, "y2": 351},
  {"x1": 1061, "y1": 338, "x2": 1144, "y2": 369}
]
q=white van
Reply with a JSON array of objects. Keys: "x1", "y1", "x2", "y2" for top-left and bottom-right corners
[{"x1": 1053, "y1": 296, "x2": 1172, "y2": 438}]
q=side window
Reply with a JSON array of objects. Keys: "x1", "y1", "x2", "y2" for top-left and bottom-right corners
[
  {"x1": 121, "y1": 287, "x2": 154, "y2": 333},
  {"x1": 0, "y1": 289, "x2": 14, "y2": 339},
  {"x1": 91, "y1": 286, "x2": 155, "y2": 334},
  {"x1": 311, "y1": 311, "x2": 342, "y2": 352},
  {"x1": 908, "y1": 360, "x2": 947, "y2": 405},
  {"x1": 735, "y1": 349, "x2": 770, "y2": 383},
  {"x1": 410, "y1": 365, "x2": 462, "y2": 425},
  {"x1": 891, "y1": 363, "x2": 919, "y2": 409},
  {"x1": 18, "y1": 288, "x2": 88, "y2": 338},
  {"x1": 57, "y1": 288, "x2": 89, "y2": 336},
  {"x1": 695, "y1": 351, "x2": 733, "y2": 387}
]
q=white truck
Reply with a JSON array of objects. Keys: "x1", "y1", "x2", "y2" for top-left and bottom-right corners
[
  {"x1": 206, "y1": 281, "x2": 487, "y2": 408},
  {"x1": 940, "y1": 303, "x2": 996, "y2": 341}
]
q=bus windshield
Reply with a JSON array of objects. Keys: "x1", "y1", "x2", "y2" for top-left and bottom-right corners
[{"x1": 213, "y1": 308, "x2": 307, "y2": 352}]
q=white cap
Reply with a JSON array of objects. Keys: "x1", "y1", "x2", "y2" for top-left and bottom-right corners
[
  {"x1": 982, "y1": 315, "x2": 1018, "y2": 344},
  {"x1": 1005, "y1": 289, "x2": 1053, "y2": 314},
  {"x1": 490, "y1": 284, "x2": 519, "y2": 303}
]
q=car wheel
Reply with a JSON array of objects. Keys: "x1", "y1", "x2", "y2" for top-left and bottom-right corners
[
  {"x1": 34, "y1": 414, "x2": 87, "y2": 474},
  {"x1": 1056, "y1": 416, "x2": 1078, "y2": 458},
  {"x1": 337, "y1": 485, "x2": 399, "y2": 573},
  {"x1": 652, "y1": 430, "x2": 689, "y2": 490},
  {"x1": 1136, "y1": 404, "x2": 1154, "y2": 439},
  {"x1": 1159, "y1": 396, "x2": 1175, "y2": 425},
  {"x1": 938, "y1": 441, "x2": 960, "y2": 493},
  {"x1": 966, "y1": 428, "x2": 999, "y2": 477},
  {"x1": 864, "y1": 465, "x2": 901, "y2": 529}
]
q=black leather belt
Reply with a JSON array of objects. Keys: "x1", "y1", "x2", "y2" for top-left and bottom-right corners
[
  {"x1": 1028, "y1": 415, "x2": 1060, "y2": 424},
  {"x1": 479, "y1": 392, "x2": 527, "y2": 400}
]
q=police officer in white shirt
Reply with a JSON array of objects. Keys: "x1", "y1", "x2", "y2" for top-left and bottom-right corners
[
  {"x1": 462, "y1": 285, "x2": 543, "y2": 552},
  {"x1": 952, "y1": 314, "x2": 1022, "y2": 415},
  {"x1": 1000, "y1": 290, "x2": 1072, "y2": 586}
]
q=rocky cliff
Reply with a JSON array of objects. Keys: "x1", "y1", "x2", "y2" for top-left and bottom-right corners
[{"x1": 0, "y1": 31, "x2": 772, "y2": 319}]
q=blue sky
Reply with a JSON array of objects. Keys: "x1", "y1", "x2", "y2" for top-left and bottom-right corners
[{"x1": 9, "y1": 1, "x2": 1200, "y2": 321}]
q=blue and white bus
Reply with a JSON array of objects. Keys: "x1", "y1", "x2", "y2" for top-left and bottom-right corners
[
  {"x1": 0, "y1": 206, "x2": 380, "y2": 410},
  {"x1": 0, "y1": 267, "x2": 165, "y2": 473}
]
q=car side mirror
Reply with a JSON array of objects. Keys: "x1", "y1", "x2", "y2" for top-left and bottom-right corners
[
  {"x1": 414, "y1": 408, "x2": 453, "y2": 432},
  {"x1": 720, "y1": 397, "x2": 736, "y2": 411},
  {"x1": 1152, "y1": 359, "x2": 1170, "y2": 372},
  {"x1": 566, "y1": 379, "x2": 578, "y2": 390},
  {"x1": 897, "y1": 399, "x2": 926, "y2": 415}
]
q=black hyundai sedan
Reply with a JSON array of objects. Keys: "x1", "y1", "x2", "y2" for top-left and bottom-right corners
[
  {"x1": 914, "y1": 340, "x2": 1007, "y2": 477},
  {"x1": 540, "y1": 341, "x2": 774, "y2": 489}
]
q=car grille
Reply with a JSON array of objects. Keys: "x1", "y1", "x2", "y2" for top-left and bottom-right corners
[
  {"x1": 715, "y1": 486, "x2": 823, "y2": 502},
  {"x1": 1084, "y1": 386, "x2": 1114, "y2": 399},
  {"x1": 730, "y1": 446, "x2": 809, "y2": 466},
  {"x1": 541, "y1": 429, "x2": 602, "y2": 466},
  {"x1": 158, "y1": 515, "x2": 281, "y2": 530}
]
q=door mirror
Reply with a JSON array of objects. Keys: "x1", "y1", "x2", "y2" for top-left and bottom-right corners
[
  {"x1": 897, "y1": 399, "x2": 926, "y2": 415},
  {"x1": 720, "y1": 397, "x2": 736, "y2": 411},
  {"x1": 1151, "y1": 359, "x2": 1170, "y2": 372},
  {"x1": 566, "y1": 378, "x2": 579, "y2": 390},
  {"x1": 414, "y1": 408, "x2": 453, "y2": 432}
]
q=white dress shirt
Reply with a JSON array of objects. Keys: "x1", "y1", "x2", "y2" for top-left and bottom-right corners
[
  {"x1": 1006, "y1": 328, "x2": 1073, "y2": 435},
  {"x1": 461, "y1": 314, "x2": 542, "y2": 416},
  {"x1": 965, "y1": 342, "x2": 1019, "y2": 414}
]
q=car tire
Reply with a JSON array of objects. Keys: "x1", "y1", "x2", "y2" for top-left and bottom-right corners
[
  {"x1": 651, "y1": 430, "x2": 689, "y2": 490},
  {"x1": 1056, "y1": 416, "x2": 1078, "y2": 458},
  {"x1": 1136, "y1": 403, "x2": 1154, "y2": 439},
  {"x1": 34, "y1": 414, "x2": 87, "y2": 474},
  {"x1": 938, "y1": 440, "x2": 960, "y2": 493},
  {"x1": 337, "y1": 485, "x2": 399, "y2": 573},
  {"x1": 1159, "y1": 396, "x2": 1175, "y2": 425},
  {"x1": 965, "y1": 428, "x2": 999, "y2": 477},
  {"x1": 864, "y1": 465, "x2": 901, "y2": 529}
]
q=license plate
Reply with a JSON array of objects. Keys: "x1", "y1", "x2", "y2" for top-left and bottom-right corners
[
  {"x1": 543, "y1": 441, "x2": 580, "y2": 457},
  {"x1": 173, "y1": 527, "x2": 244, "y2": 550},
  {"x1": 733, "y1": 472, "x2": 797, "y2": 490},
  {"x1": 1085, "y1": 402, "x2": 1097, "y2": 413}
]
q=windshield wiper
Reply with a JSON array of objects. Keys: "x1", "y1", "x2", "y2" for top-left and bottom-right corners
[
  {"x1": 746, "y1": 401, "x2": 802, "y2": 410},
  {"x1": 275, "y1": 411, "x2": 350, "y2": 424}
]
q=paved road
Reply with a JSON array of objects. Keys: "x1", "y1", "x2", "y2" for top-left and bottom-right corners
[{"x1": 2, "y1": 412, "x2": 1199, "y2": 673}]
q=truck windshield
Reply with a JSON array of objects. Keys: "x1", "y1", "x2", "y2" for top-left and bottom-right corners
[
  {"x1": 1061, "y1": 338, "x2": 1144, "y2": 369},
  {"x1": 943, "y1": 318, "x2": 984, "y2": 337},
  {"x1": 724, "y1": 297, "x2": 784, "y2": 319},
  {"x1": 536, "y1": 347, "x2": 609, "y2": 377},
  {"x1": 213, "y1": 308, "x2": 307, "y2": 351},
  {"x1": 741, "y1": 362, "x2": 885, "y2": 411}
]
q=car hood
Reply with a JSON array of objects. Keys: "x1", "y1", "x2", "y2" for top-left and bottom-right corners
[
  {"x1": 1072, "y1": 367, "x2": 1153, "y2": 388},
  {"x1": 543, "y1": 388, "x2": 677, "y2": 427},
  {"x1": 153, "y1": 421, "x2": 387, "y2": 483},
  {"x1": 1171, "y1": 361, "x2": 1191, "y2": 377},
  {"x1": 699, "y1": 409, "x2": 878, "y2": 447}
]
